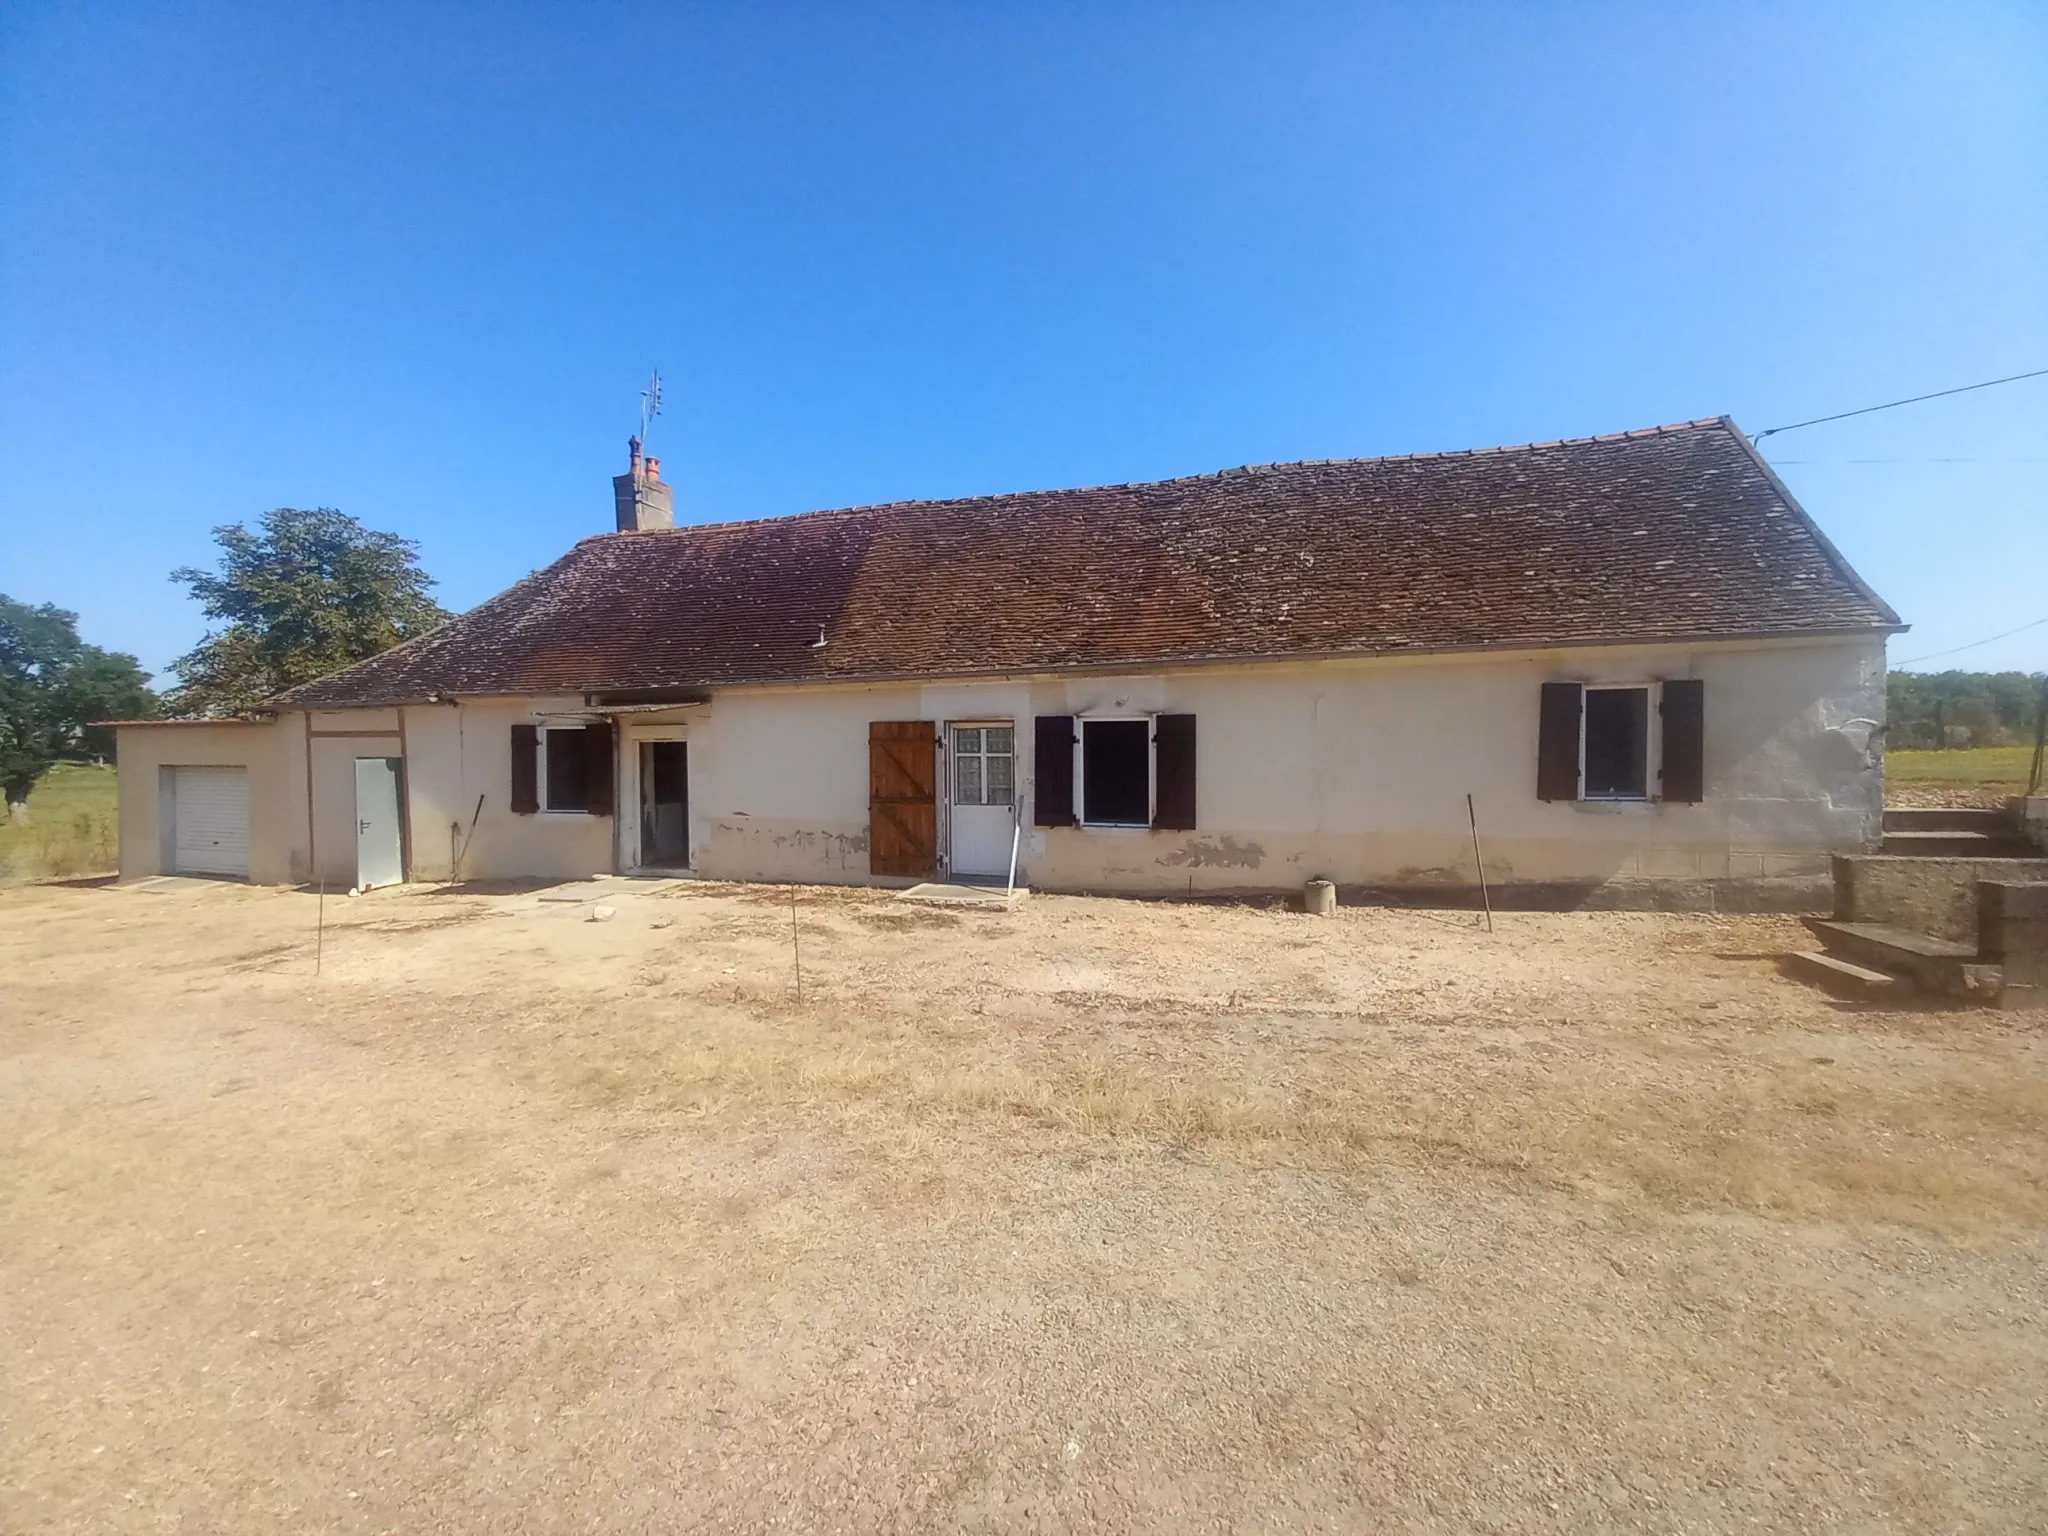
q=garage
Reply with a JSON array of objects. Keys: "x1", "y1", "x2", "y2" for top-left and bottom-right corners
[{"x1": 169, "y1": 766, "x2": 250, "y2": 879}]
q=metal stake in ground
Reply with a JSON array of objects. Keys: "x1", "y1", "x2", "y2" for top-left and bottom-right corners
[
  {"x1": 790, "y1": 888, "x2": 803, "y2": 1005},
  {"x1": 2029, "y1": 676, "x2": 2047, "y2": 797},
  {"x1": 315, "y1": 880, "x2": 325, "y2": 976},
  {"x1": 1466, "y1": 793, "x2": 1494, "y2": 934}
]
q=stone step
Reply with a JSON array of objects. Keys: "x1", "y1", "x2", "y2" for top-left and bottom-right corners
[
  {"x1": 1882, "y1": 806, "x2": 2015, "y2": 833},
  {"x1": 1879, "y1": 830, "x2": 2036, "y2": 858},
  {"x1": 1784, "y1": 950, "x2": 1910, "y2": 998},
  {"x1": 1803, "y1": 918, "x2": 2004, "y2": 1001}
]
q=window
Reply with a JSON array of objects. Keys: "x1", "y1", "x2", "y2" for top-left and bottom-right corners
[
  {"x1": 1582, "y1": 686, "x2": 1650, "y2": 800},
  {"x1": 952, "y1": 725, "x2": 1015, "y2": 806},
  {"x1": 542, "y1": 727, "x2": 592, "y2": 812},
  {"x1": 1033, "y1": 714, "x2": 1196, "y2": 830},
  {"x1": 1537, "y1": 681, "x2": 1704, "y2": 805},
  {"x1": 509, "y1": 722, "x2": 613, "y2": 817},
  {"x1": 1081, "y1": 719, "x2": 1151, "y2": 826}
]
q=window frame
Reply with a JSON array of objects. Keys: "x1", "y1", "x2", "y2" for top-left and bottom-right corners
[
  {"x1": 1075, "y1": 715, "x2": 1156, "y2": 830},
  {"x1": 1578, "y1": 683, "x2": 1659, "y2": 804},
  {"x1": 538, "y1": 723, "x2": 598, "y2": 817},
  {"x1": 948, "y1": 721, "x2": 1017, "y2": 809}
]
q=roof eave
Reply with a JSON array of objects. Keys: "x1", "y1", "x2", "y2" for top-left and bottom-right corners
[{"x1": 272, "y1": 621, "x2": 1906, "y2": 710}]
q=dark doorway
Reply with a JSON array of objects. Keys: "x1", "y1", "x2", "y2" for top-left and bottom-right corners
[{"x1": 639, "y1": 740, "x2": 689, "y2": 866}]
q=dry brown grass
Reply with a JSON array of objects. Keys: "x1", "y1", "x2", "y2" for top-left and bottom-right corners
[
  {"x1": 520, "y1": 986, "x2": 2048, "y2": 1238},
  {"x1": 4, "y1": 878, "x2": 2046, "y2": 1533}
]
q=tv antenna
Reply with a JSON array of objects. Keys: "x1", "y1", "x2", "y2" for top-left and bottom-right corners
[{"x1": 638, "y1": 370, "x2": 663, "y2": 447}]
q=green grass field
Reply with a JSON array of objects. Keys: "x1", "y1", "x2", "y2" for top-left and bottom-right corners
[
  {"x1": 0, "y1": 762, "x2": 120, "y2": 882},
  {"x1": 1885, "y1": 745, "x2": 2036, "y2": 792}
]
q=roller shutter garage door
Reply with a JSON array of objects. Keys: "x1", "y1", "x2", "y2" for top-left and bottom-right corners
[{"x1": 172, "y1": 766, "x2": 250, "y2": 879}]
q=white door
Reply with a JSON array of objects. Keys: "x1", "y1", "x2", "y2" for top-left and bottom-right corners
[
  {"x1": 354, "y1": 757, "x2": 404, "y2": 889},
  {"x1": 172, "y1": 766, "x2": 249, "y2": 879},
  {"x1": 949, "y1": 724, "x2": 1016, "y2": 880}
]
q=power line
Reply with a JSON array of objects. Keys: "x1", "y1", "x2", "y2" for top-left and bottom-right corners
[
  {"x1": 1894, "y1": 614, "x2": 2048, "y2": 668},
  {"x1": 1773, "y1": 456, "x2": 2048, "y2": 465},
  {"x1": 1751, "y1": 367, "x2": 2048, "y2": 443}
]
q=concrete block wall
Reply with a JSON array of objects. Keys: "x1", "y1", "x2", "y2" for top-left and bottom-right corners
[
  {"x1": 1833, "y1": 854, "x2": 2048, "y2": 945},
  {"x1": 1978, "y1": 880, "x2": 2048, "y2": 1010},
  {"x1": 2020, "y1": 796, "x2": 2048, "y2": 855}
]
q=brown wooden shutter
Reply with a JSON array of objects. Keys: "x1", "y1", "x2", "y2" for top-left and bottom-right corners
[
  {"x1": 1152, "y1": 713, "x2": 1197, "y2": 830},
  {"x1": 1537, "y1": 682, "x2": 1582, "y2": 802},
  {"x1": 583, "y1": 721, "x2": 616, "y2": 816},
  {"x1": 1033, "y1": 715, "x2": 1075, "y2": 827},
  {"x1": 510, "y1": 723, "x2": 539, "y2": 814},
  {"x1": 868, "y1": 720, "x2": 937, "y2": 877},
  {"x1": 1659, "y1": 679, "x2": 1705, "y2": 803}
]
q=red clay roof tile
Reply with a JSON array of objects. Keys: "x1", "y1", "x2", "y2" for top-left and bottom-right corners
[{"x1": 275, "y1": 417, "x2": 1898, "y2": 707}]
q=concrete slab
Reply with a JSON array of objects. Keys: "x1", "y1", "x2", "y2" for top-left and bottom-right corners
[
  {"x1": 1806, "y1": 918, "x2": 2003, "y2": 1001},
  {"x1": 1785, "y1": 950, "x2": 1908, "y2": 998},
  {"x1": 115, "y1": 876, "x2": 245, "y2": 894},
  {"x1": 533, "y1": 875, "x2": 687, "y2": 905},
  {"x1": 533, "y1": 878, "x2": 642, "y2": 904},
  {"x1": 897, "y1": 881, "x2": 1030, "y2": 910},
  {"x1": 1806, "y1": 919, "x2": 1976, "y2": 960}
]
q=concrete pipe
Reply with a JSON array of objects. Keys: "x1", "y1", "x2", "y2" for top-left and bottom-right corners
[{"x1": 1305, "y1": 878, "x2": 1337, "y2": 918}]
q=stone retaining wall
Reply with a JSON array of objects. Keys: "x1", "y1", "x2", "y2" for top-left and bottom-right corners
[{"x1": 1832, "y1": 853, "x2": 2048, "y2": 945}]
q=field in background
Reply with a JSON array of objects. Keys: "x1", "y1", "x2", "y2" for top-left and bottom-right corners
[
  {"x1": 1885, "y1": 745, "x2": 2035, "y2": 807},
  {"x1": 0, "y1": 763, "x2": 117, "y2": 883}
]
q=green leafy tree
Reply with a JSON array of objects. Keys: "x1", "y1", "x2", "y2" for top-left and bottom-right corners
[
  {"x1": 1888, "y1": 670, "x2": 2046, "y2": 750},
  {"x1": 0, "y1": 596, "x2": 158, "y2": 809},
  {"x1": 168, "y1": 508, "x2": 449, "y2": 716}
]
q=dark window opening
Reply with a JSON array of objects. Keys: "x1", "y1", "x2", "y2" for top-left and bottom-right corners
[
  {"x1": 1081, "y1": 719, "x2": 1150, "y2": 825},
  {"x1": 544, "y1": 727, "x2": 591, "y2": 812},
  {"x1": 1583, "y1": 687, "x2": 1650, "y2": 799}
]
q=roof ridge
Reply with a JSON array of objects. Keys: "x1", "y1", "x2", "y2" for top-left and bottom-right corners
[{"x1": 590, "y1": 417, "x2": 1739, "y2": 542}]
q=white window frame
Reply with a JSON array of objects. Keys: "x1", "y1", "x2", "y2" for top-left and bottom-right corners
[
  {"x1": 947, "y1": 721, "x2": 1017, "y2": 809},
  {"x1": 537, "y1": 724, "x2": 599, "y2": 818},
  {"x1": 1579, "y1": 683, "x2": 1660, "y2": 803},
  {"x1": 1075, "y1": 715, "x2": 1156, "y2": 830}
]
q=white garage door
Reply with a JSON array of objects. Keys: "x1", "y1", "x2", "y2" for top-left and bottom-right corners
[{"x1": 172, "y1": 766, "x2": 250, "y2": 879}]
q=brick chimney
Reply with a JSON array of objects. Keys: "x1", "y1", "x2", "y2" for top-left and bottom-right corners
[{"x1": 613, "y1": 436, "x2": 674, "y2": 532}]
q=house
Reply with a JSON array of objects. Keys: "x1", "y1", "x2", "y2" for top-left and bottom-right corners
[{"x1": 111, "y1": 418, "x2": 1901, "y2": 909}]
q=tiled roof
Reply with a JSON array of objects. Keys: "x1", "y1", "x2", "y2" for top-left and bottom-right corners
[{"x1": 275, "y1": 417, "x2": 1898, "y2": 708}]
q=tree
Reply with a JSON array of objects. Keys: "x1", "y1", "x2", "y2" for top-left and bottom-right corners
[
  {"x1": 0, "y1": 596, "x2": 158, "y2": 810},
  {"x1": 1887, "y1": 670, "x2": 2046, "y2": 749},
  {"x1": 168, "y1": 508, "x2": 449, "y2": 716}
]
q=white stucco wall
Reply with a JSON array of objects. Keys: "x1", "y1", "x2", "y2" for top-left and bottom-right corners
[
  {"x1": 112, "y1": 718, "x2": 302, "y2": 884},
  {"x1": 677, "y1": 634, "x2": 1887, "y2": 897},
  {"x1": 390, "y1": 696, "x2": 616, "y2": 884},
  {"x1": 125, "y1": 634, "x2": 1886, "y2": 902}
]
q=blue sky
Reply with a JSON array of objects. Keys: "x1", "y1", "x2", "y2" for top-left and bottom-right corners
[{"x1": 2, "y1": 2, "x2": 2043, "y2": 681}]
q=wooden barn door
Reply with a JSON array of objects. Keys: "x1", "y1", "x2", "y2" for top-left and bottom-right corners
[{"x1": 869, "y1": 720, "x2": 938, "y2": 878}]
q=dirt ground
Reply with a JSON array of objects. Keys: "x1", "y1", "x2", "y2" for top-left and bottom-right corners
[{"x1": 3, "y1": 877, "x2": 2045, "y2": 1534}]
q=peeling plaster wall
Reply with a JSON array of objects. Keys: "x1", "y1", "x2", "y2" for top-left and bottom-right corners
[
  {"x1": 193, "y1": 634, "x2": 1886, "y2": 899},
  {"x1": 693, "y1": 684, "x2": 921, "y2": 883},
  {"x1": 399, "y1": 696, "x2": 614, "y2": 883},
  {"x1": 1026, "y1": 637, "x2": 1886, "y2": 896},
  {"x1": 688, "y1": 635, "x2": 1885, "y2": 898}
]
